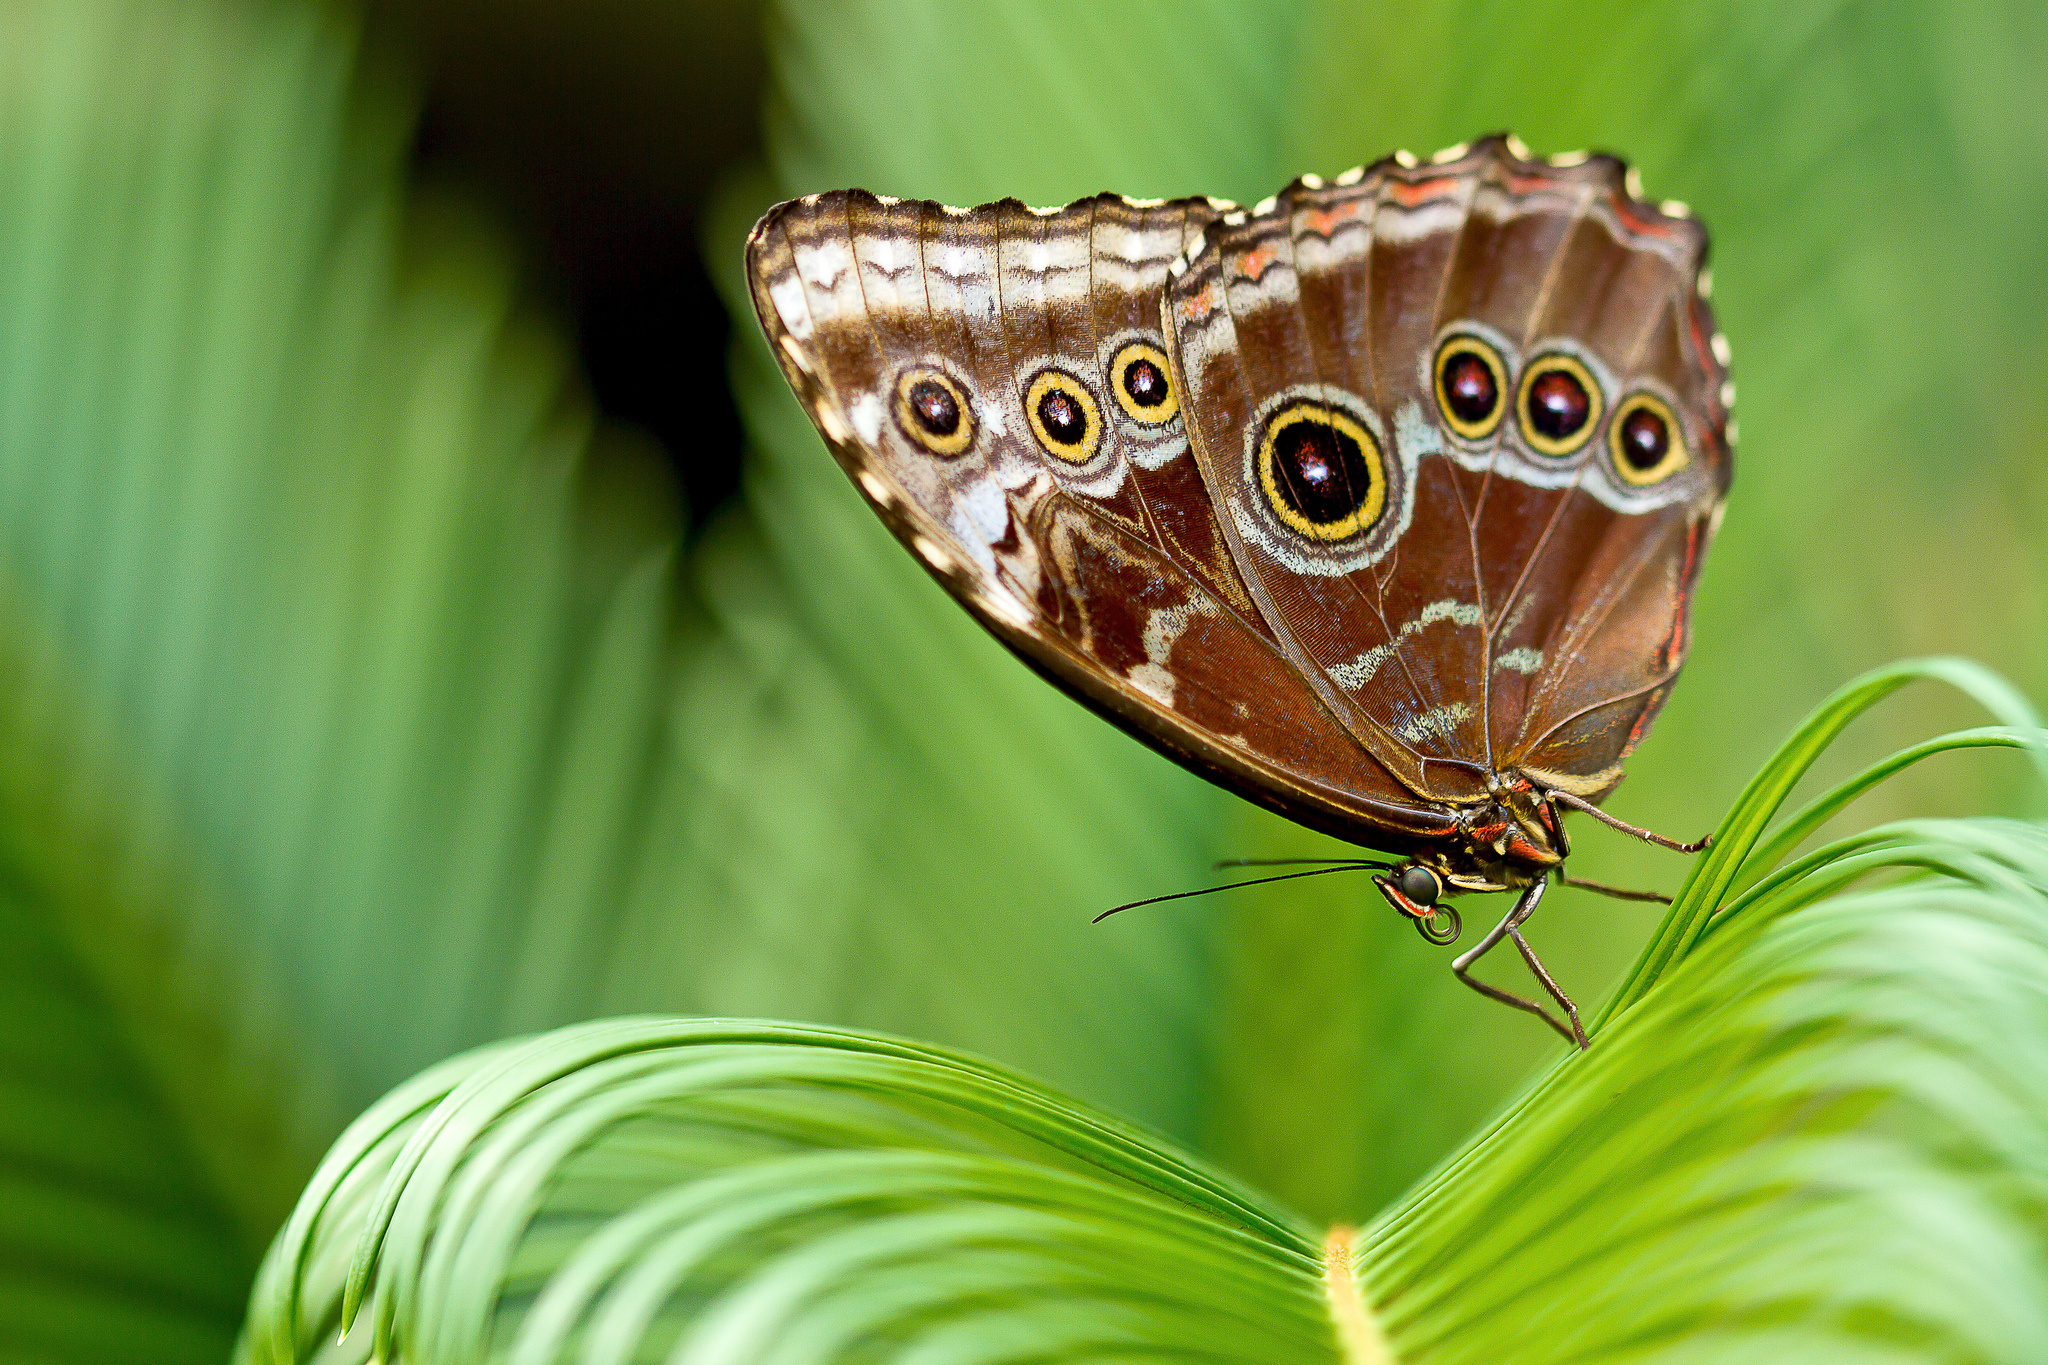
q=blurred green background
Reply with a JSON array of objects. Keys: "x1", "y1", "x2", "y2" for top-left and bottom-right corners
[{"x1": 0, "y1": 0, "x2": 2043, "y2": 1359}]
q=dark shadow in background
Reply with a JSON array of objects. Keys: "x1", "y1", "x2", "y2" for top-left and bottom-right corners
[{"x1": 365, "y1": 0, "x2": 768, "y2": 533}]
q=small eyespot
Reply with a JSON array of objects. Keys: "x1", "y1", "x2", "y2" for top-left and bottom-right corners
[
  {"x1": 1517, "y1": 354, "x2": 1604, "y2": 457},
  {"x1": 1433, "y1": 336, "x2": 1507, "y2": 440},
  {"x1": 1609, "y1": 392, "x2": 1688, "y2": 485},
  {"x1": 894, "y1": 367, "x2": 975, "y2": 457},
  {"x1": 1255, "y1": 400, "x2": 1386, "y2": 541},
  {"x1": 1025, "y1": 367, "x2": 1103, "y2": 464},
  {"x1": 1107, "y1": 341, "x2": 1179, "y2": 426}
]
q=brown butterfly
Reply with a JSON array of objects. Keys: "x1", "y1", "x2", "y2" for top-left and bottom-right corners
[{"x1": 746, "y1": 134, "x2": 1733, "y2": 1048}]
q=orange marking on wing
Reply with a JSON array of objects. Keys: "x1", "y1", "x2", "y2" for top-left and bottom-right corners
[
  {"x1": 1504, "y1": 171, "x2": 1566, "y2": 195},
  {"x1": 1235, "y1": 242, "x2": 1279, "y2": 282},
  {"x1": 1299, "y1": 199, "x2": 1366, "y2": 237},
  {"x1": 1387, "y1": 175, "x2": 1460, "y2": 207},
  {"x1": 1611, "y1": 195, "x2": 1685, "y2": 240},
  {"x1": 1685, "y1": 306, "x2": 1722, "y2": 385},
  {"x1": 1180, "y1": 283, "x2": 1219, "y2": 323}
]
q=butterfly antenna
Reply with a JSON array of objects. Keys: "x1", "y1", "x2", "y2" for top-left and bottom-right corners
[
  {"x1": 1212, "y1": 857, "x2": 1389, "y2": 870},
  {"x1": 1545, "y1": 789, "x2": 1712, "y2": 854},
  {"x1": 1093, "y1": 864, "x2": 1384, "y2": 923}
]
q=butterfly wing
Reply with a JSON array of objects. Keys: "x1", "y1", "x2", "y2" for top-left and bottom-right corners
[
  {"x1": 746, "y1": 190, "x2": 1456, "y2": 850},
  {"x1": 1164, "y1": 136, "x2": 1731, "y2": 808}
]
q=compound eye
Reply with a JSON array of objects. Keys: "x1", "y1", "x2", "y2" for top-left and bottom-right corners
[
  {"x1": 1433, "y1": 336, "x2": 1507, "y2": 440},
  {"x1": 1397, "y1": 864, "x2": 1441, "y2": 906},
  {"x1": 1025, "y1": 367, "x2": 1104, "y2": 464},
  {"x1": 1108, "y1": 341, "x2": 1179, "y2": 425},
  {"x1": 1609, "y1": 392, "x2": 1689, "y2": 485},
  {"x1": 1517, "y1": 354, "x2": 1604, "y2": 457},
  {"x1": 894, "y1": 367, "x2": 976, "y2": 457}
]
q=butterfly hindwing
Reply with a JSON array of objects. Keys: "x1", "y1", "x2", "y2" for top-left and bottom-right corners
[{"x1": 1163, "y1": 137, "x2": 1731, "y2": 807}]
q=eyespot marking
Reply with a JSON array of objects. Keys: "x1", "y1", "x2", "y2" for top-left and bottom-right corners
[
  {"x1": 894, "y1": 367, "x2": 976, "y2": 457},
  {"x1": 1517, "y1": 354, "x2": 1604, "y2": 457},
  {"x1": 1609, "y1": 392, "x2": 1688, "y2": 485},
  {"x1": 1025, "y1": 367, "x2": 1104, "y2": 464},
  {"x1": 1255, "y1": 400, "x2": 1387, "y2": 541},
  {"x1": 1108, "y1": 341, "x2": 1179, "y2": 426},
  {"x1": 1433, "y1": 335, "x2": 1508, "y2": 441}
]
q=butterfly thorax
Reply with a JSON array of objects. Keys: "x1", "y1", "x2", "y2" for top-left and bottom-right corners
[{"x1": 1426, "y1": 779, "x2": 1566, "y2": 894}]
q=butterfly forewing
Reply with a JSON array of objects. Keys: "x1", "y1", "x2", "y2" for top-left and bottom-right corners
[{"x1": 747, "y1": 189, "x2": 1458, "y2": 850}]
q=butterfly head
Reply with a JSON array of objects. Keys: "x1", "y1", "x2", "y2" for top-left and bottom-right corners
[{"x1": 1376, "y1": 779, "x2": 1567, "y2": 936}]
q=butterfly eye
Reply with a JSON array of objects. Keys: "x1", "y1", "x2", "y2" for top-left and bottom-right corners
[
  {"x1": 1609, "y1": 392, "x2": 1688, "y2": 485},
  {"x1": 1025, "y1": 368, "x2": 1104, "y2": 464},
  {"x1": 1517, "y1": 354, "x2": 1604, "y2": 457},
  {"x1": 1433, "y1": 336, "x2": 1507, "y2": 439},
  {"x1": 1255, "y1": 400, "x2": 1386, "y2": 541},
  {"x1": 1398, "y1": 864, "x2": 1442, "y2": 906},
  {"x1": 894, "y1": 367, "x2": 976, "y2": 457},
  {"x1": 1108, "y1": 341, "x2": 1180, "y2": 426}
]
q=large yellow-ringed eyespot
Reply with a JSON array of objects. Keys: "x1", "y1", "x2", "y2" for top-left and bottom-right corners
[
  {"x1": 1255, "y1": 400, "x2": 1386, "y2": 541},
  {"x1": 1516, "y1": 353, "x2": 1604, "y2": 457},
  {"x1": 1025, "y1": 367, "x2": 1104, "y2": 464},
  {"x1": 894, "y1": 367, "x2": 975, "y2": 457},
  {"x1": 1609, "y1": 391, "x2": 1688, "y2": 485},
  {"x1": 1433, "y1": 335, "x2": 1508, "y2": 440},
  {"x1": 1107, "y1": 341, "x2": 1179, "y2": 425}
]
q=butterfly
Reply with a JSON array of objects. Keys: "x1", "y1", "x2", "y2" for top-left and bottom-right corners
[{"x1": 745, "y1": 134, "x2": 1733, "y2": 1048}]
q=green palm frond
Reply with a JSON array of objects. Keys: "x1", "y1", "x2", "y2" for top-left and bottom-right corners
[
  {"x1": 242, "y1": 661, "x2": 2048, "y2": 1362},
  {"x1": 247, "y1": 658, "x2": 2048, "y2": 1358}
]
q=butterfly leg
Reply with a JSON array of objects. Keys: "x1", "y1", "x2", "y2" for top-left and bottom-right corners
[
  {"x1": 1451, "y1": 878, "x2": 1588, "y2": 1049},
  {"x1": 1544, "y1": 789, "x2": 1712, "y2": 854},
  {"x1": 1560, "y1": 872, "x2": 1671, "y2": 904}
]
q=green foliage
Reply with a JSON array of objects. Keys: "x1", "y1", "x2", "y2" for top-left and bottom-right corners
[
  {"x1": 3, "y1": 0, "x2": 2048, "y2": 1359},
  {"x1": 239, "y1": 661, "x2": 2048, "y2": 1362}
]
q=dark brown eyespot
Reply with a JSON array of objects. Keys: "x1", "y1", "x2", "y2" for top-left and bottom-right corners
[
  {"x1": 893, "y1": 367, "x2": 975, "y2": 457},
  {"x1": 1398, "y1": 864, "x2": 1441, "y2": 906},
  {"x1": 1025, "y1": 368, "x2": 1103, "y2": 464},
  {"x1": 1255, "y1": 400, "x2": 1385, "y2": 541},
  {"x1": 909, "y1": 380, "x2": 959, "y2": 435},
  {"x1": 1516, "y1": 354, "x2": 1604, "y2": 457},
  {"x1": 1609, "y1": 392, "x2": 1688, "y2": 485},
  {"x1": 1108, "y1": 340, "x2": 1179, "y2": 425},
  {"x1": 1433, "y1": 335, "x2": 1507, "y2": 440}
]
